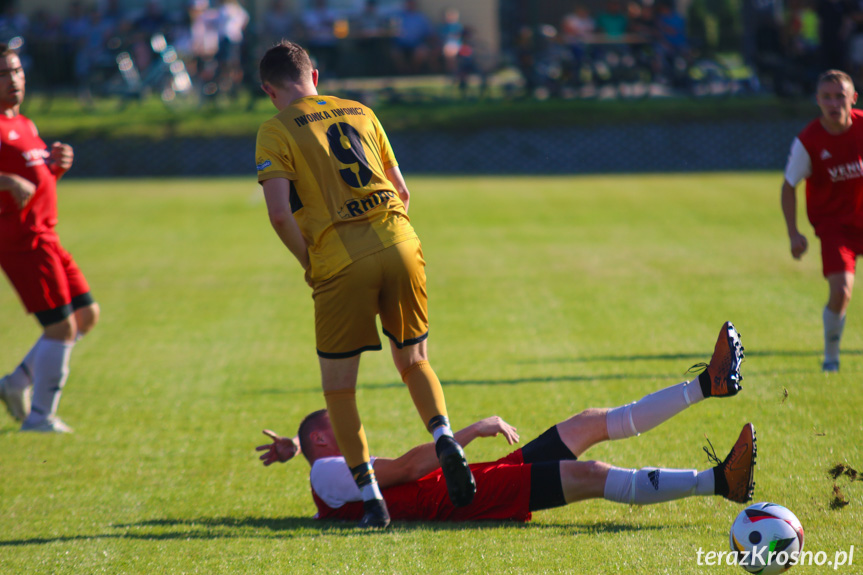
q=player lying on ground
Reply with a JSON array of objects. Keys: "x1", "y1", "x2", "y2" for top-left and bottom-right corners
[{"x1": 256, "y1": 322, "x2": 756, "y2": 523}]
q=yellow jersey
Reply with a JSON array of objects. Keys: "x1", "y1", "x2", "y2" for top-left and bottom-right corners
[{"x1": 256, "y1": 95, "x2": 417, "y2": 282}]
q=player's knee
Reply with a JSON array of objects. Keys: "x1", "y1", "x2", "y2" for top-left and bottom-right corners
[
  {"x1": 828, "y1": 286, "x2": 852, "y2": 312},
  {"x1": 392, "y1": 343, "x2": 428, "y2": 374},
  {"x1": 43, "y1": 315, "x2": 77, "y2": 342},
  {"x1": 561, "y1": 460, "x2": 610, "y2": 502},
  {"x1": 578, "y1": 460, "x2": 611, "y2": 482},
  {"x1": 76, "y1": 302, "x2": 100, "y2": 334}
]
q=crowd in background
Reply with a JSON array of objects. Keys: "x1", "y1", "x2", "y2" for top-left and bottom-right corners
[
  {"x1": 1, "y1": 0, "x2": 863, "y2": 103},
  {"x1": 0, "y1": 0, "x2": 484, "y2": 103},
  {"x1": 757, "y1": 0, "x2": 863, "y2": 96},
  {"x1": 509, "y1": 0, "x2": 693, "y2": 97},
  {"x1": 506, "y1": 0, "x2": 863, "y2": 98}
]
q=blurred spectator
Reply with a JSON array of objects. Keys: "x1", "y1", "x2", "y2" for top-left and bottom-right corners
[
  {"x1": 352, "y1": 0, "x2": 392, "y2": 76},
  {"x1": 561, "y1": 5, "x2": 595, "y2": 84},
  {"x1": 189, "y1": 0, "x2": 221, "y2": 99},
  {"x1": 62, "y1": 0, "x2": 90, "y2": 86},
  {"x1": 135, "y1": 0, "x2": 170, "y2": 38},
  {"x1": 454, "y1": 26, "x2": 487, "y2": 99},
  {"x1": 655, "y1": 1, "x2": 690, "y2": 74},
  {"x1": 129, "y1": 0, "x2": 171, "y2": 75},
  {"x1": 744, "y1": 0, "x2": 786, "y2": 90},
  {"x1": 817, "y1": 0, "x2": 849, "y2": 70},
  {"x1": 62, "y1": 1, "x2": 91, "y2": 47},
  {"x1": 785, "y1": 0, "x2": 820, "y2": 92},
  {"x1": 0, "y1": 1, "x2": 28, "y2": 40},
  {"x1": 76, "y1": 5, "x2": 116, "y2": 105},
  {"x1": 439, "y1": 7, "x2": 463, "y2": 74},
  {"x1": 353, "y1": 0, "x2": 389, "y2": 37},
  {"x1": 595, "y1": 0, "x2": 629, "y2": 39},
  {"x1": 514, "y1": 25, "x2": 537, "y2": 94},
  {"x1": 626, "y1": 1, "x2": 662, "y2": 80},
  {"x1": 216, "y1": 0, "x2": 249, "y2": 96},
  {"x1": 301, "y1": 0, "x2": 339, "y2": 76},
  {"x1": 847, "y1": 0, "x2": 863, "y2": 85},
  {"x1": 99, "y1": 0, "x2": 126, "y2": 30},
  {"x1": 26, "y1": 9, "x2": 62, "y2": 90},
  {"x1": 562, "y1": 4, "x2": 596, "y2": 45},
  {"x1": 790, "y1": 0, "x2": 820, "y2": 50},
  {"x1": 390, "y1": 0, "x2": 434, "y2": 74},
  {"x1": 0, "y1": 1, "x2": 28, "y2": 69},
  {"x1": 261, "y1": 0, "x2": 297, "y2": 47}
]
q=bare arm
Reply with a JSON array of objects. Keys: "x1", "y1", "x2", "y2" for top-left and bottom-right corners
[
  {"x1": 0, "y1": 171, "x2": 36, "y2": 209},
  {"x1": 373, "y1": 417, "x2": 519, "y2": 489},
  {"x1": 262, "y1": 178, "x2": 311, "y2": 272},
  {"x1": 385, "y1": 166, "x2": 410, "y2": 213},
  {"x1": 781, "y1": 180, "x2": 808, "y2": 259}
]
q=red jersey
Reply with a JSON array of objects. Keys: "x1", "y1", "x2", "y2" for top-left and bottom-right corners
[
  {"x1": 311, "y1": 450, "x2": 533, "y2": 523},
  {"x1": 0, "y1": 113, "x2": 59, "y2": 251},
  {"x1": 794, "y1": 109, "x2": 863, "y2": 235}
]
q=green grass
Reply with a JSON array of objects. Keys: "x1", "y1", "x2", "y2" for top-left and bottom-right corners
[
  {"x1": 1, "y1": 174, "x2": 862, "y2": 574},
  {"x1": 22, "y1": 91, "x2": 818, "y2": 140}
]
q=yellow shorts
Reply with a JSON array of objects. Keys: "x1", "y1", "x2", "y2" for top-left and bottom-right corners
[{"x1": 313, "y1": 238, "x2": 429, "y2": 358}]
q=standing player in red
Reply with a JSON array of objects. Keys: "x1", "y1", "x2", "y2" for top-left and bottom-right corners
[
  {"x1": 0, "y1": 44, "x2": 99, "y2": 432},
  {"x1": 782, "y1": 69, "x2": 863, "y2": 372},
  {"x1": 256, "y1": 323, "x2": 755, "y2": 523}
]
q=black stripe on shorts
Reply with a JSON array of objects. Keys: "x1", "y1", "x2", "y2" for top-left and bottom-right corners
[
  {"x1": 317, "y1": 344, "x2": 382, "y2": 359},
  {"x1": 71, "y1": 292, "x2": 95, "y2": 310},
  {"x1": 35, "y1": 303, "x2": 74, "y2": 327},
  {"x1": 521, "y1": 426, "x2": 578, "y2": 464},
  {"x1": 382, "y1": 328, "x2": 429, "y2": 349}
]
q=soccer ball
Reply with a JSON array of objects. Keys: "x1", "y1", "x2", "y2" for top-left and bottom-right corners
[{"x1": 729, "y1": 502, "x2": 804, "y2": 575}]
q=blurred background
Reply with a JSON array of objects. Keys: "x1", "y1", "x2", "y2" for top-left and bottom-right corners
[{"x1": 0, "y1": 0, "x2": 837, "y2": 176}]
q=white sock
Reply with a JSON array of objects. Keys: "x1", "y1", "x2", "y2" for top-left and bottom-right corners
[
  {"x1": 24, "y1": 339, "x2": 74, "y2": 424},
  {"x1": 823, "y1": 306, "x2": 845, "y2": 364},
  {"x1": 5, "y1": 337, "x2": 42, "y2": 392},
  {"x1": 606, "y1": 379, "x2": 704, "y2": 440},
  {"x1": 603, "y1": 466, "x2": 714, "y2": 504},
  {"x1": 433, "y1": 425, "x2": 454, "y2": 442},
  {"x1": 361, "y1": 482, "x2": 383, "y2": 502}
]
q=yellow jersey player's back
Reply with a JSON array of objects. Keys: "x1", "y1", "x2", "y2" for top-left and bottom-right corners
[
  {"x1": 256, "y1": 40, "x2": 476, "y2": 530},
  {"x1": 256, "y1": 94, "x2": 416, "y2": 283}
]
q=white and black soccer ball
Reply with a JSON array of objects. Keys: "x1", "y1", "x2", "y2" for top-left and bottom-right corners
[{"x1": 730, "y1": 502, "x2": 804, "y2": 575}]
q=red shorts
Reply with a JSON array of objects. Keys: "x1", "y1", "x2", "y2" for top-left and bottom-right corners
[
  {"x1": 0, "y1": 239, "x2": 91, "y2": 320},
  {"x1": 819, "y1": 228, "x2": 863, "y2": 277},
  {"x1": 313, "y1": 449, "x2": 533, "y2": 523}
]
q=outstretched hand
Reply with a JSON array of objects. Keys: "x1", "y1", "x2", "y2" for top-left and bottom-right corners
[
  {"x1": 472, "y1": 416, "x2": 520, "y2": 445},
  {"x1": 256, "y1": 430, "x2": 301, "y2": 466}
]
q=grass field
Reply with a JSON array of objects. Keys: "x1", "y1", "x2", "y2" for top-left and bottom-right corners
[{"x1": 1, "y1": 174, "x2": 861, "y2": 574}]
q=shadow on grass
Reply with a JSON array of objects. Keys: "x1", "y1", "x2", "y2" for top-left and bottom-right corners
[
  {"x1": 515, "y1": 348, "x2": 863, "y2": 364},
  {"x1": 256, "y1": 372, "x2": 684, "y2": 395},
  {"x1": 249, "y1": 348, "x2": 863, "y2": 395},
  {"x1": 0, "y1": 516, "x2": 668, "y2": 547}
]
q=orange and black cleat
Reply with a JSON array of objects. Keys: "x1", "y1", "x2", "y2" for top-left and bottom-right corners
[
  {"x1": 711, "y1": 422, "x2": 757, "y2": 504},
  {"x1": 691, "y1": 321, "x2": 745, "y2": 398}
]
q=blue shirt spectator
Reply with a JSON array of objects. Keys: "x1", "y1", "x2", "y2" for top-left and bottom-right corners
[{"x1": 393, "y1": 0, "x2": 432, "y2": 49}]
